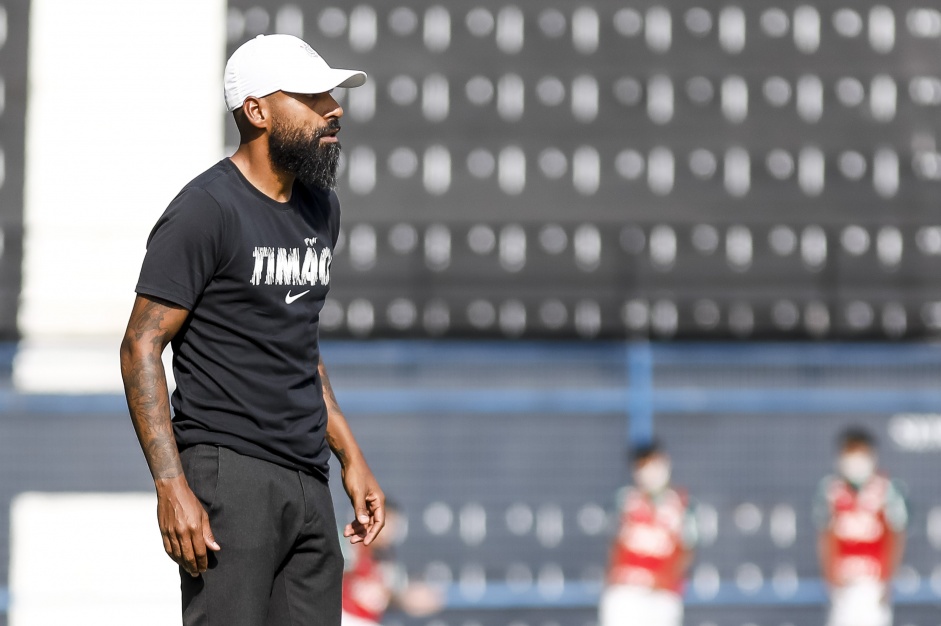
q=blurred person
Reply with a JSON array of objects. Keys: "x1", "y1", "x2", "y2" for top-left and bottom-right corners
[
  {"x1": 120, "y1": 34, "x2": 384, "y2": 625},
  {"x1": 814, "y1": 426, "x2": 908, "y2": 626},
  {"x1": 600, "y1": 440, "x2": 697, "y2": 626},
  {"x1": 342, "y1": 501, "x2": 444, "y2": 625}
]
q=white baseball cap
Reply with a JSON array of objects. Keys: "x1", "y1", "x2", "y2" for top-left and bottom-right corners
[{"x1": 224, "y1": 34, "x2": 367, "y2": 112}]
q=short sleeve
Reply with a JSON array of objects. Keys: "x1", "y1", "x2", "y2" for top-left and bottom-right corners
[
  {"x1": 884, "y1": 480, "x2": 909, "y2": 532},
  {"x1": 136, "y1": 188, "x2": 227, "y2": 309}
]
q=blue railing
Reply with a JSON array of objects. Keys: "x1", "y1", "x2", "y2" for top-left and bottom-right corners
[{"x1": 5, "y1": 385, "x2": 941, "y2": 417}]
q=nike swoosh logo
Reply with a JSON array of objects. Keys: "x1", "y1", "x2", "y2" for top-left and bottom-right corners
[{"x1": 285, "y1": 289, "x2": 311, "y2": 304}]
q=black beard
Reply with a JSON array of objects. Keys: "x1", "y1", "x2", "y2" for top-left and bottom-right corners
[{"x1": 268, "y1": 119, "x2": 341, "y2": 190}]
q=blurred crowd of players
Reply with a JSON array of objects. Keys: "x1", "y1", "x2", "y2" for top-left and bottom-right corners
[
  {"x1": 340, "y1": 426, "x2": 907, "y2": 626},
  {"x1": 602, "y1": 427, "x2": 906, "y2": 626}
]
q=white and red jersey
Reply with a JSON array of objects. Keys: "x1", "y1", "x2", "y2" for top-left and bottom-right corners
[
  {"x1": 814, "y1": 473, "x2": 908, "y2": 584},
  {"x1": 342, "y1": 546, "x2": 401, "y2": 623},
  {"x1": 607, "y1": 486, "x2": 697, "y2": 595}
]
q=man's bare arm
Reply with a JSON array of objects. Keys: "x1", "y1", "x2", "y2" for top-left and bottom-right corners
[
  {"x1": 120, "y1": 295, "x2": 188, "y2": 479},
  {"x1": 320, "y1": 356, "x2": 385, "y2": 545},
  {"x1": 120, "y1": 294, "x2": 219, "y2": 575}
]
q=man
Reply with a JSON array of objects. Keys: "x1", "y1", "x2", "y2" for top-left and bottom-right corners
[
  {"x1": 600, "y1": 440, "x2": 697, "y2": 626},
  {"x1": 814, "y1": 427, "x2": 908, "y2": 626},
  {"x1": 120, "y1": 34, "x2": 384, "y2": 626},
  {"x1": 341, "y1": 501, "x2": 443, "y2": 625}
]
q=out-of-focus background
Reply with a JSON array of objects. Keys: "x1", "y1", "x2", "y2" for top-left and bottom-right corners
[{"x1": 1, "y1": 1, "x2": 940, "y2": 625}]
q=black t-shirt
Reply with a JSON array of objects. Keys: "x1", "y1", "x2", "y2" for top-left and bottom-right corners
[{"x1": 136, "y1": 158, "x2": 340, "y2": 478}]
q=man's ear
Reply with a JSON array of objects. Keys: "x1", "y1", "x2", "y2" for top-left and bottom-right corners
[{"x1": 241, "y1": 96, "x2": 270, "y2": 130}]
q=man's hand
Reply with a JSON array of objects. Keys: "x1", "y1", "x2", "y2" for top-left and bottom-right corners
[
  {"x1": 156, "y1": 475, "x2": 220, "y2": 576},
  {"x1": 341, "y1": 460, "x2": 385, "y2": 545},
  {"x1": 122, "y1": 295, "x2": 219, "y2": 575},
  {"x1": 320, "y1": 355, "x2": 386, "y2": 545}
]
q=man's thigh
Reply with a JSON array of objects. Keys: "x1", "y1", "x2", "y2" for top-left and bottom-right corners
[
  {"x1": 180, "y1": 445, "x2": 305, "y2": 626},
  {"x1": 265, "y1": 473, "x2": 344, "y2": 626}
]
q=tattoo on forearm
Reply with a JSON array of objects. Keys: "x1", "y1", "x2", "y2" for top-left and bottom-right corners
[
  {"x1": 320, "y1": 357, "x2": 354, "y2": 467},
  {"x1": 121, "y1": 298, "x2": 185, "y2": 481},
  {"x1": 127, "y1": 352, "x2": 182, "y2": 479},
  {"x1": 319, "y1": 357, "x2": 340, "y2": 411},
  {"x1": 324, "y1": 428, "x2": 347, "y2": 464}
]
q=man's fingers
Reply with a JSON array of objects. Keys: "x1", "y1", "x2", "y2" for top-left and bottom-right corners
[
  {"x1": 192, "y1": 524, "x2": 209, "y2": 573},
  {"x1": 361, "y1": 494, "x2": 385, "y2": 545},
  {"x1": 194, "y1": 543, "x2": 208, "y2": 573},
  {"x1": 354, "y1": 499, "x2": 371, "y2": 525},
  {"x1": 350, "y1": 486, "x2": 372, "y2": 531},
  {"x1": 202, "y1": 512, "x2": 221, "y2": 551},
  {"x1": 191, "y1": 512, "x2": 218, "y2": 575},
  {"x1": 345, "y1": 520, "x2": 367, "y2": 544},
  {"x1": 347, "y1": 485, "x2": 386, "y2": 545},
  {"x1": 363, "y1": 515, "x2": 385, "y2": 546},
  {"x1": 348, "y1": 518, "x2": 366, "y2": 534},
  {"x1": 166, "y1": 531, "x2": 183, "y2": 564},
  {"x1": 178, "y1": 529, "x2": 200, "y2": 576},
  {"x1": 372, "y1": 500, "x2": 385, "y2": 527},
  {"x1": 156, "y1": 484, "x2": 214, "y2": 576}
]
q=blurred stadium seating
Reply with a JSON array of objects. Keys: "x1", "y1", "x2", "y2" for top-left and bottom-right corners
[{"x1": 217, "y1": 1, "x2": 941, "y2": 341}]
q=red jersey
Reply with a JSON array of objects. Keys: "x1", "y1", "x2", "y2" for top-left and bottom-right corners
[
  {"x1": 607, "y1": 486, "x2": 694, "y2": 594},
  {"x1": 342, "y1": 546, "x2": 393, "y2": 622},
  {"x1": 818, "y1": 474, "x2": 906, "y2": 583}
]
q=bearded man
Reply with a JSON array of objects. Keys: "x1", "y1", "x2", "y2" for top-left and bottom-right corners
[{"x1": 120, "y1": 34, "x2": 385, "y2": 626}]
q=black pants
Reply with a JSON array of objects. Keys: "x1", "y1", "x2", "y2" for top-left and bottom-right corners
[{"x1": 179, "y1": 444, "x2": 343, "y2": 626}]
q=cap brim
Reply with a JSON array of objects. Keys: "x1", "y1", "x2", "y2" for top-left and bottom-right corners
[
  {"x1": 334, "y1": 68, "x2": 367, "y2": 89},
  {"x1": 283, "y1": 68, "x2": 367, "y2": 95}
]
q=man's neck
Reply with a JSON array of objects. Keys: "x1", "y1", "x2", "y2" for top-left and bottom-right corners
[{"x1": 230, "y1": 143, "x2": 295, "y2": 203}]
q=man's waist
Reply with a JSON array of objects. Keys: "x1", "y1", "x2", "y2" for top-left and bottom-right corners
[{"x1": 174, "y1": 424, "x2": 330, "y2": 480}]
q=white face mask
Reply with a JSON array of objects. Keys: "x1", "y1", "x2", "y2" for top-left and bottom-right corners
[
  {"x1": 636, "y1": 459, "x2": 671, "y2": 493},
  {"x1": 838, "y1": 452, "x2": 875, "y2": 485}
]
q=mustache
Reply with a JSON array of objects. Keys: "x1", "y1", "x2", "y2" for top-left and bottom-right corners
[{"x1": 313, "y1": 120, "x2": 341, "y2": 140}]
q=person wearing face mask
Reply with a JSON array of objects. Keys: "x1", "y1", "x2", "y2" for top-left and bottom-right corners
[
  {"x1": 600, "y1": 440, "x2": 698, "y2": 626},
  {"x1": 813, "y1": 427, "x2": 908, "y2": 626}
]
